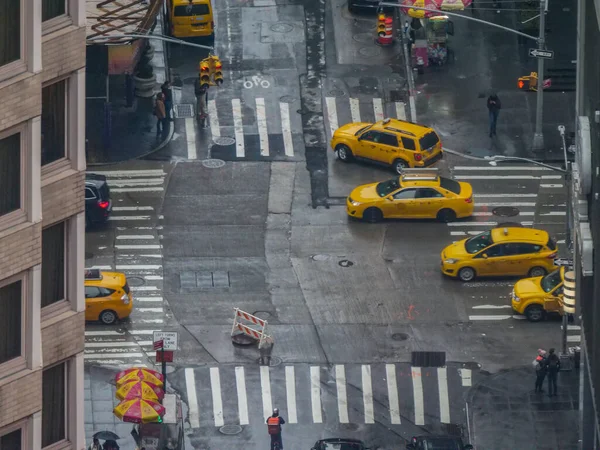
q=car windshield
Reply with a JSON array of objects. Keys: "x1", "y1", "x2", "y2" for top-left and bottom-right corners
[
  {"x1": 541, "y1": 269, "x2": 562, "y2": 293},
  {"x1": 439, "y1": 177, "x2": 461, "y2": 194},
  {"x1": 464, "y1": 231, "x2": 493, "y2": 254},
  {"x1": 355, "y1": 125, "x2": 372, "y2": 136},
  {"x1": 376, "y1": 178, "x2": 400, "y2": 197},
  {"x1": 422, "y1": 438, "x2": 463, "y2": 450}
]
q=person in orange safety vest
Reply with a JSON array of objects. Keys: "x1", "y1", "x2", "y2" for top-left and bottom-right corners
[{"x1": 266, "y1": 408, "x2": 285, "y2": 450}]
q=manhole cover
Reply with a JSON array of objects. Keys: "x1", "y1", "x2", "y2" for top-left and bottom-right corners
[
  {"x1": 127, "y1": 276, "x2": 145, "y2": 287},
  {"x1": 270, "y1": 23, "x2": 294, "y2": 33},
  {"x1": 339, "y1": 260, "x2": 354, "y2": 267},
  {"x1": 213, "y1": 136, "x2": 236, "y2": 146},
  {"x1": 219, "y1": 425, "x2": 243, "y2": 435},
  {"x1": 173, "y1": 104, "x2": 194, "y2": 118},
  {"x1": 280, "y1": 95, "x2": 296, "y2": 103},
  {"x1": 232, "y1": 333, "x2": 256, "y2": 347},
  {"x1": 352, "y1": 32, "x2": 372, "y2": 43},
  {"x1": 358, "y1": 46, "x2": 381, "y2": 57},
  {"x1": 497, "y1": 222, "x2": 522, "y2": 228},
  {"x1": 201, "y1": 158, "x2": 226, "y2": 168},
  {"x1": 253, "y1": 311, "x2": 272, "y2": 320},
  {"x1": 328, "y1": 89, "x2": 345, "y2": 97},
  {"x1": 492, "y1": 206, "x2": 520, "y2": 217},
  {"x1": 392, "y1": 332, "x2": 409, "y2": 341},
  {"x1": 311, "y1": 254, "x2": 330, "y2": 261}
]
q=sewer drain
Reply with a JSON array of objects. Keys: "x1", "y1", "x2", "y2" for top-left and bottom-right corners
[
  {"x1": 311, "y1": 254, "x2": 330, "y2": 261},
  {"x1": 127, "y1": 276, "x2": 145, "y2": 287},
  {"x1": 328, "y1": 89, "x2": 345, "y2": 97},
  {"x1": 391, "y1": 332, "x2": 409, "y2": 341},
  {"x1": 173, "y1": 104, "x2": 194, "y2": 118},
  {"x1": 492, "y1": 206, "x2": 520, "y2": 217},
  {"x1": 270, "y1": 23, "x2": 294, "y2": 33},
  {"x1": 213, "y1": 136, "x2": 236, "y2": 146},
  {"x1": 339, "y1": 260, "x2": 354, "y2": 267},
  {"x1": 201, "y1": 159, "x2": 226, "y2": 168},
  {"x1": 219, "y1": 425, "x2": 243, "y2": 435}
]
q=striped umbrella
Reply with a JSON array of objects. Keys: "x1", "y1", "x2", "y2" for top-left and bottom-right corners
[
  {"x1": 115, "y1": 367, "x2": 164, "y2": 388},
  {"x1": 401, "y1": 0, "x2": 443, "y2": 18},
  {"x1": 113, "y1": 398, "x2": 166, "y2": 424},
  {"x1": 115, "y1": 380, "x2": 165, "y2": 402}
]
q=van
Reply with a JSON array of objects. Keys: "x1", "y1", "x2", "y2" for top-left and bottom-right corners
[{"x1": 167, "y1": 0, "x2": 214, "y2": 39}]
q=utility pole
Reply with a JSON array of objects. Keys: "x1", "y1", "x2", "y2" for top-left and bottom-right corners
[{"x1": 532, "y1": 0, "x2": 548, "y2": 151}]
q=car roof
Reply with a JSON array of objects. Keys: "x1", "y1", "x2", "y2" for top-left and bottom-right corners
[
  {"x1": 490, "y1": 227, "x2": 549, "y2": 244},
  {"x1": 85, "y1": 173, "x2": 107, "y2": 187},
  {"x1": 374, "y1": 118, "x2": 436, "y2": 138},
  {"x1": 84, "y1": 270, "x2": 127, "y2": 289}
]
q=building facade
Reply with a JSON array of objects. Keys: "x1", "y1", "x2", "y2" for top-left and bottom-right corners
[
  {"x1": 0, "y1": 1, "x2": 86, "y2": 449},
  {"x1": 575, "y1": 0, "x2": 600, "y2": 447}
]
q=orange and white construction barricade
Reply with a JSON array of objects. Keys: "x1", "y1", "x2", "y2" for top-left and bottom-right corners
[{"x1": 231, "y1": 308, "x2": 271, "y2": 348}]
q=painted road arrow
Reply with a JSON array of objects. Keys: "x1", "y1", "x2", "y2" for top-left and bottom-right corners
[{"x1": 529, "y1": 48, "x2": 554, "y2": 59}]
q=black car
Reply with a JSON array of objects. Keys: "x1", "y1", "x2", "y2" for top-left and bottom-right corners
[
  {"x1": 347, "y1": 0, "x2": 394, "y2": 14},
  {"x1": 407, "y1": 435, "x2": 473, "y2": 450},
  {"x1": 85, "y1": 173, "x2": 112, "y2": 227},
  {"x1": 312, "y1": 438, "x2": 369, "y2": 450}
]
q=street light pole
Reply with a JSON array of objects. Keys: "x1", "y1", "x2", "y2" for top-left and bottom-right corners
[{"x1": 532, "y1": 0, "x2": 547, "y2": 151}]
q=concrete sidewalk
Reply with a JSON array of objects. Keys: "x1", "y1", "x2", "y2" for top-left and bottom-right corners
[{"x1": 468, "y1": 366, "x2": 580, "y2": 449}]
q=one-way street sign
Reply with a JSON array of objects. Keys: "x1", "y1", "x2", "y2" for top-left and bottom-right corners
[{"x1": 529, "y1": 48, "x2": 554, "y2": 59}]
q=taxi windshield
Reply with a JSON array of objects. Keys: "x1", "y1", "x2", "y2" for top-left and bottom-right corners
[
  {"x1": 376, "y1": 178, "x2": 400, "y2": 197},
  {"x1": 356, "y1": 124, "x2": 372, "y2": 136},
  {"x1": 465, "y1": 231, "x2": 493, "y2": 254},
  {"x1": 541, "y1": 269, "x2": 562, "y2": 293}
]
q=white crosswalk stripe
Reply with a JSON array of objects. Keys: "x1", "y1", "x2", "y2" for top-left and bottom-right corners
[
  {"x1": 176, "y1": 363, "x2": 468, "y2": 428},
  {"x1": 84, "y1": 168, "x2": 169, "y2": 367},
  {"x1": 448, "y1": 165, "x2": 567, "y2": 240}
]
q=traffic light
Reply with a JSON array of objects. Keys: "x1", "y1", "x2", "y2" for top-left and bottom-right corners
[
  {"x1": 213, "y1": 56, "x2": 223, "y2": 86},
  {"x1": 517, "y1": 72, "x2": 538, "y2": 91},
  {"x1": 199, "y1": 60, "x2": 211, "y2": 89},
  {"x1": 377, "y1": 13, "x2": 386, "y2": 37}
]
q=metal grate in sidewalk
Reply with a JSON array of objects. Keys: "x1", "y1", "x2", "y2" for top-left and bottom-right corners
[{"x1": 173, "y1": 104, "x2": 194, "y2": 118}]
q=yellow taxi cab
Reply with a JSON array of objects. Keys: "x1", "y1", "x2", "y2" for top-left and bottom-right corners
[
  {"x1": 346, "y1": 169, "x2": 473, "y2": 223},
  {"x1": 167, "y1": 0, "x2": 214, "y2": 39},
  {"x1": 440, "y1": 227, "x2": 558, "y2": 282},
  {"x1": 84, "y1": 269, "x2": 133, "y2": 325},
  {"x1": 331, "y1": 118, "x2": 443, "y2": 174},
  {"x1": 511, "y1": 266, "x2": 565, "y2": 322}
]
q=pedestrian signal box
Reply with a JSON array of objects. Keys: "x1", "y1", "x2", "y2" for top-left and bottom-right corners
[
  {"x1": 199, "y1": 55, "x2": 224, "y2": 87},
  {"x1": 517, "y1": 72, "x2": 539, "y2": 91}
]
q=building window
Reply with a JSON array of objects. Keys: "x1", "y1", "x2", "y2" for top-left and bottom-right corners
[
  {"x1": 42, "y1": 0, "x2": 66, "y2": 22},
  {"x1": 41, "y1": 222, "x2": 66, "y2": 308},
  {"x1": 0, "y1": 428, "x2": 22, "y2": 449},
  {"x1": 41, "y1": 80, "x2": 67, "y2": 166},
  {"x1": 0, "y1": 2, "x2": 20, "y2": 68},
  {"x1": 0, "y1": 280, "x2": 22, "y2": 366},
  {"x1": 0, "y1": 133, "x2": 21, "y2": 218},
  {"x1": 42, "y1": 363, "x2": 66, "y2": 447}
]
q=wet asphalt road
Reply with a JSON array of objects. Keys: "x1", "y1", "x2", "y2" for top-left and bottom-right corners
[{"x1": 83, "y1": 0, "x2": 576, "y2": 448}]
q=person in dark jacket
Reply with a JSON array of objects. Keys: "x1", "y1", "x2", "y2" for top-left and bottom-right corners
[
  {"x1": 487, "y1": 93, "x2": 501, "y2": 137},
  {"x1": 546, "y1": 347, "x2": 561, "y2": 396},
  {"x1": 161, "y1": 81, "x2": 173, "y2": 120},
  {"x1": 534, "y1": 348, "x2": 548, "y2": 393},
  {"x1": 266, "y1": 408, "x2": 285, "y2": 450}
]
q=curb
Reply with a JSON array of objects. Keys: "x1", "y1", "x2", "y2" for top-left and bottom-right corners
[{"x1": 443, "y1": 147, "x2": 570, "y2": 164}]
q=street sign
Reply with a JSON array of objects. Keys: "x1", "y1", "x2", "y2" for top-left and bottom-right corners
[
  {"x1": 153, "y1": 331, "x2": 178, "y2": 351},
  {"x1": 153, "y1": 340, "x2": 164, "y2": 351},
  {"x1": 156, "y1": 351, "x2": 174, "y2": 363},
  {"x1": 529, "y1": 48, "x2": 554, "y2": 59}
]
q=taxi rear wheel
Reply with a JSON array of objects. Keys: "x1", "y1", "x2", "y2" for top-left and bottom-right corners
[
  {"x1": 336, "y1": 145, "x2": 353, "y2": 162},
  {"x1": 458, "y1": 267, "x2": 476, "y2": 282},
  {"x1": 528, "y1": 266, "x2": 547, "y2": 278},
  {"x1": 393, "y1": 159, "x2": 408, "y2": 175},
  {"x1": 363, "y1": 207, "x2": 383, "y2": 223},
  {"x1": 437, "y1": 208, "x2": 457, "y2": 223},
  {"x1": 525, "y1": 304, "x2": 545, "y2": 322},
  {"x1": 99, "y1": 310, "x2": 118, "y2": 325}
]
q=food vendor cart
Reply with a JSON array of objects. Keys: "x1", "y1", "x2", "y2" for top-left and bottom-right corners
[
  {"x1": 131, "y1": 394, "x2": 185, "y2": 450},
  {"x1": 426, "y1": 15, "x2": 454, "y2": 65}
]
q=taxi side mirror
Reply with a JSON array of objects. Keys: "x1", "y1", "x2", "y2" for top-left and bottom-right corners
[
  {"x1": 482, "y1": 253, "x2": 488, "y2": 259},
  {"x1": 386, "y1": 196, "x2": 394, "y2": 201}
]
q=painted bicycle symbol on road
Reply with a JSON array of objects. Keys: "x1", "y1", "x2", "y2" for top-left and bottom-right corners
[{"x1": 243, "y1": 75, "x2": 271, "y2": 89}]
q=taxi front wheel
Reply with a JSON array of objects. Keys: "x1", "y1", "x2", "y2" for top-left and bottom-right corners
[
  {"x1": 363, "y1": 207, "x2": 383, "y2": 223},
  {"x1": 100, "y1": 310, "x2": 118, "y2": 325},
  {"x1": 525, "y1": 304, "x2": 545, "y2": 322},
  {"x1": 458, "y1": 267, "x2": 476, "y2": 282},
  {"x1": 336, "y1": 145, "x2": 353, "y2": 162}
]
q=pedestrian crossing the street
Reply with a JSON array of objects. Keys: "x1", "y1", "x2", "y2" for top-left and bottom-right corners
[
  {"x1": 84, "y1": 168, "x2": 171, "y2": 367},
  {"x1": 448, "y1": 165, "x2": 567, "y2": 244},
  {"x1": 323, "y1": 96, "x2": 408, "y2": 141},
  {"x1": 176, "y1": 363, "x2": 471, "y2": 429}
]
